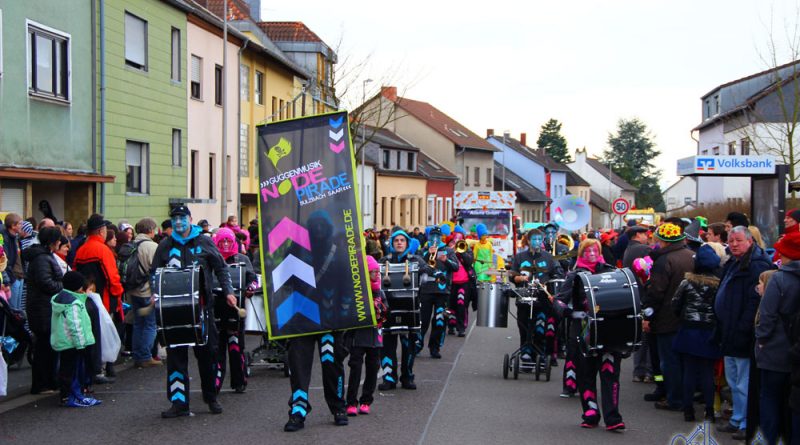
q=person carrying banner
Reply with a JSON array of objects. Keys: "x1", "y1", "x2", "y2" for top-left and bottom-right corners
[
  {"x1": 151, "y1": 205, "x2": 236, "y2": 418},
  {"x1": 448, "y1": 225, "x2": 474, "y2": 337},
  {"x1": 417, "y1": 226, "x2": 459, "y2": 359},
  {"x1": 508, "y1": 229, "x2": 564, "y2": 366},
  {"x1": 378, "y1": 229, "x2": 426, "y2": 391},
  {"x1": 284, "y1": 210, "x2": 350, "y2": 432},
  {"x1": 212, "y1": 228, "x2": 258, "y2": 395}
]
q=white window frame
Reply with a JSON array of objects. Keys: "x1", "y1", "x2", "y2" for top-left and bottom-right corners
[
  {"x1": 190, "y1": 54, "x2": 201, "y2": 100},
  {"x1": 436, "y1": 197, "x2": 444, "y2": 223},
  {"x1": 124, "y1": 12, "x2": 147, "y2": 71},
  {"x1": 26, "y1": 19, "x2": 71, "y2": 102},
  {"x1": 126, "y1": 140, "x2": 149, "y2": 194},
  {"x1": 240, "y1": 63, "x2": 249, "y2": 101},
  {"x1": 239, "y1": 124, "x2": 249, "y2": 176},
  {"x1": 427, "y1": 196, "x2": 435, "y2": 225},
  {"x1": 0, "y1": 9, "x2": 4, "y2": 78},
  {"x1": 255, "y1": 70, "x2": 264, "y2": 105},
  {"x1": 172, "y1": 129, "x2": 181, "y2": 167},
  {"x1": 170, "y1": 27, "x2": 180, "y2": 82},
  {"x1": 445, "y1": 197, "x2": 453, "y2": 221}
]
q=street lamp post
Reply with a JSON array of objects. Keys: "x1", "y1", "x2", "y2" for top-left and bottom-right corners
[
  {"x1": 502, "y1": 130, "x2": 509, "y2": 191},
  {"x1": 360, "y1": 78, "x2": 373, "y2": 225}
]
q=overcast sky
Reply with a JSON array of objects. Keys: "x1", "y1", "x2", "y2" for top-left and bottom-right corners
[{"x1": 263, "y1": 0, "x2": 798, "y2": 187}]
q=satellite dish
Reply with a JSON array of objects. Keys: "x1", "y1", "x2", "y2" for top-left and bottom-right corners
[{"x1": 551, "y1": 196, "x2": 591, "y2": 231}]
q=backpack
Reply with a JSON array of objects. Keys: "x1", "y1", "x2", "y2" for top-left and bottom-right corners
[{"x1": 118, "y1": 240, "x2": 148, "y2": 291}]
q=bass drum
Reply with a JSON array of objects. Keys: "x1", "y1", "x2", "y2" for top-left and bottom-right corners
[
  {"x1": 155, "y1": 267, "x2": 207, "y2": 348},
  {"x1": 576, "y1": 268, "x2": 641, "y2": 357},
  {"x1": 476, "y1": 282, "x2": 509, "y2": 328}
]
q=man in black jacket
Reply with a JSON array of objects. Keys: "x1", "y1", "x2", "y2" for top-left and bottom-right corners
[
  {"x1": 151, "y1": 205, "x2": 235, "y2": 418},
  {"x1": 417, "y1": 226, "x2": 459, "y2": 359},
  {"x1": 643, "y1": 223, "x2": 694, "y2": 412},
  {"x1": 622, "y1": 225, "x2": 655, "y2": 384},
  {"x1": 508, "y1": 229, "x2": 564, "y2": 364}
]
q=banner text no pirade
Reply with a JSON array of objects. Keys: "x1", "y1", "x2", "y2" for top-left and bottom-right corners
[{"x1": 256, "y1": 112, "x2": 375, "y2": 339}]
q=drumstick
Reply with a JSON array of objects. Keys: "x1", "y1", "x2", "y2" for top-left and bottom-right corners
[
  {"x1": 382, "y1": 261, "x2": 392, "y2": 288},
  {"x1": 402, "y1": 260, "x2": 411, "y2": 287}
]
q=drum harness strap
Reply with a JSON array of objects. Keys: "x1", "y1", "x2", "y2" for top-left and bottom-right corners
[{"x1": 315, "y1": 245, "x2": 337, "y2": 283}]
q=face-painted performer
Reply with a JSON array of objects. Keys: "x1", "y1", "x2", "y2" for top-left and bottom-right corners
[
  {"x1": 553, "y1": 238, "x2": 625, "y2": 431},
  {"x1": 507, "y1": 228, "x2": 565, "y2": 369},
  {"x1": 415, "y1": 225, "x2": 459, "y2": 359},
  {"x1": 150, "y1": 205, "x2": 236, "y2": 418}
]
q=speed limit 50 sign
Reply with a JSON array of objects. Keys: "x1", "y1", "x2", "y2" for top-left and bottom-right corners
[{"x1": 612, "y1": 198, "x2": 630, "y2": 215}]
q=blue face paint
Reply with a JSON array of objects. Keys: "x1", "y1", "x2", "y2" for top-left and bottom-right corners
[
  {"x1": 530, "y1": 235, "x2": 544, "y2": 252},
  {"x1": 544, "y1": 227, "x2": 557, "y2": 243},
  {"x1": 172, "y1": 215, "x2": 190, "y2": 234}
]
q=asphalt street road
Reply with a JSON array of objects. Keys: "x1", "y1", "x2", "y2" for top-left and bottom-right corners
[{"x1": 1, "y1": 315, "x2": 743, "y2": 445}]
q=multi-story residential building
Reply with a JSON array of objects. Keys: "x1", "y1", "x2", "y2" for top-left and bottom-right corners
[
  {"x1": 493, "y1": 161, "x2": 549, "y2": 224},
  {"x1": 664, "y1": 176, "x2": 697, "y2": 215},
  {"x1": 487, "y1": 132, "x2": 570, "y2": 220},
  {"x1": 360, "y1": 87, "x2": 497, "y2": 194},
  {"x1": 691, "y1": 60, "x2": 800, "y2": 205},
  {"x1": 260, "y1": 21, "x2": 338, "y2": 114},
  {"x1": 183, "y1": 3, "x2": 244, "y2": 223},
  {"x1": 417, "y1": 152, "x2": 458, "y2": 226},
  {"x1": 0, "y1": 0, "x2": 111, "y2": 223},
  {"x1": 568, "y1": 148, "x2": 636, "y2": 228},
  {"x1": 98, "y1": 0, "x2": 191, "y2": 222},
  {"x1": 201, "y1": 0, "x2": 317, "y2": 224},
  {"x1": 361, "y1": 126, "x2": 427, "y2": 229}
]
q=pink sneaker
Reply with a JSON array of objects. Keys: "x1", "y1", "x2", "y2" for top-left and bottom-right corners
[
  {"x1": 346, "y1": 405, "x2": 358, "y2": 417},
  {"x1": 358, "y1": 404, "x2": 371, "y2": 414}
]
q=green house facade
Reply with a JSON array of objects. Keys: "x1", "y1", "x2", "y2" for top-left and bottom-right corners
[
  {"x1": 0, "y1": 0, "x2": 109, "y2": 224},
  {"x1": 98, "y1": 0, "x2": 188, "y2": 223}
]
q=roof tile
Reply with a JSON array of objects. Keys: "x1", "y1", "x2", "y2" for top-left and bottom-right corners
[{"x1": 259, "y1": 21, "x2": 323, "y2": 42}]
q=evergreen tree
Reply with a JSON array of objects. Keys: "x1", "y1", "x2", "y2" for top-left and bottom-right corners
[
  {"x1": 536, "y1": 119, "x2": 570, "y2": 164},
  {"x1": 602, "y1": 118, "x2": 665, "y2": 211}
]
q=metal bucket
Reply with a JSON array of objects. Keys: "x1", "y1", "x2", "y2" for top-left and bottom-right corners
[{"x1": 476, "y1": 282, "x2": 509, "y2": 328}]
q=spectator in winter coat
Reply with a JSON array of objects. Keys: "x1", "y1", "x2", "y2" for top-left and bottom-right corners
[
  {"x1": 714, "y1": 226, "x2": 774, "y2": 439},
  {"x1": 643, "y1": 223, "x2": 695, "y2": 411},
  {"x1": 623, "y1": 225, "x2": 654, "y2": 384},
  {"x1": 1, "y1": 213, "x2": 22, "y2": 309},
  {"x1": 128, "y1": 218, "x2": 160, "y2": 368},
  {"x1": 671, "y1": 244, "x2": 722, "y2": 422},
  {"x1": 755, "y1": 232, "x2": 800, "y2": 445},
  {"x1": 24, "y1": 227, "x2": 65, "y2": 394}
]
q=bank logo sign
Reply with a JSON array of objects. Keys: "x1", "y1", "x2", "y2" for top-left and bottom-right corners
[{"x1": 677, "y1": 155, "x2": 776, "y2": 176}]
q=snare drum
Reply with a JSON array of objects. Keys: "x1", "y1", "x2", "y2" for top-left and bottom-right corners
[
  {"x1": 576, "y1": 268, "x2": 642, "y2": 357},
  {"x1": 476, "y1": 282, "x2": 510, "y2": 328},
  {"x1": 155, "y1": 267, "x2": 207, "y2": 348},
  {"x1": 244, "y1": 294, "x2": 268, "y2": 334},
  {"x1": 213, "y1": 263, "x2": 245, "y2": 323},
  {"x1": 546, "y1": 279, "x2": 565, "y2": 297},
  {"x1": 380, "y1": 261, "x2": 421, "y2": 333}
]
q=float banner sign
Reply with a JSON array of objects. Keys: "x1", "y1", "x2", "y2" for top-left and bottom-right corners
[{"x1": 256, "y1": 111, "x2": 375, "y2": 339}]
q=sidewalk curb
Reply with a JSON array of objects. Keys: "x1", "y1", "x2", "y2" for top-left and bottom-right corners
[{"x1": 0, "y1": 358, "x2": 136, "y2": 415}]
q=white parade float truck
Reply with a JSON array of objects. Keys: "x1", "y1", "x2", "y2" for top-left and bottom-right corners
[{"x1": 453, "y1": 191, "x2": 518, "y2": 261}]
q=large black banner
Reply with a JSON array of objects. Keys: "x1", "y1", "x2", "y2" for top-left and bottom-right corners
[{"x1": 256, "y1": 112, "x2": 375, "y2": 339}]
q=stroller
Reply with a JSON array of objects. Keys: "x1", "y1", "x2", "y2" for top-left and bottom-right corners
[
  {"x1": 0, "y1": 296, "x2": 33, "y2": 368},
  {"x1": 502, "y1": 280, "x2": 553, "y2": 381}
]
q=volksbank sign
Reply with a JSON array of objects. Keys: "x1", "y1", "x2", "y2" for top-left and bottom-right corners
[{"x1": 677, "y1": 155, "x2": 777, "y2": 176}]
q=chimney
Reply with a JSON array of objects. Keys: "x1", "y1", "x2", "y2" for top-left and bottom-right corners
[
  {"x1": 381, "y1": 86, "x2": 397, "y2": 102},
  {"x1": 487, "y1": 129, "x2": 494, "y2": 138},
  {"x1": 241, "y1": 0, "x2": 261, "y2": 21},
  {"x1": 520, "y1": 133, "x2": 527, "y2": 147}
]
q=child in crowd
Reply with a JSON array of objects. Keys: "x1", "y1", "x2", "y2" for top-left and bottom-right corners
[
  {"x1": 51, "y1": 271, "x2": 101, "y2": 407},
  {"x1": 345, "y1": 255, "x2": 387, "y2": 416}
]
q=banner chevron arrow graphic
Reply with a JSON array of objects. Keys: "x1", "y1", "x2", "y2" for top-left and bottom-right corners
[
  {"x1": 276, "y1": 291, "x2": 321, "y2": 329},
  {"x1": 268, "y1": 217, "x2": 311, "y2": 254},
  {"x1": 272, "y1": 254, "x2": 316, "y2": 291},
  {"x1": 329, "y1": 141, "x2": 345, "y2": 154},
  {"x1": 329, "y1": 116, "x2": 344, "y2": 128},
  {"x1": 329, "y1": 129, "x2": 343, "y2": 141}
]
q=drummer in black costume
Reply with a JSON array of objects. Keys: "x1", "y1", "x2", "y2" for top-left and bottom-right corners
[
  {"x1": 508, "y1": 229, "x2": 564, "y2": 366},
  {"x1": 555, "y1": 238, "x2": 626, "y2": 431},
  {"x1": 416, "y1": 226, "x2": 459, "y2": 359},
  {"x1": 378, "y1": 229, "x2": 426, "y2": 390},
  {"x1": 211, "y1": 228, "x2": 258, "y2": 395},
  {"x1": 151, "y1": 205, "x2": 237, "y2": 418}
]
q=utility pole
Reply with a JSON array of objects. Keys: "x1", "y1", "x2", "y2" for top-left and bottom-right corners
[{"x1": 220, "y1": 0, "x2": 228, "y2": 224}]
